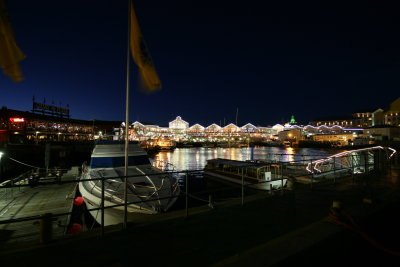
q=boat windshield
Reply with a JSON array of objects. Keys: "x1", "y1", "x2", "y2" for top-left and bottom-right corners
[{"x1": 90, "y1": 155, "x2": 151, "y2": 169}]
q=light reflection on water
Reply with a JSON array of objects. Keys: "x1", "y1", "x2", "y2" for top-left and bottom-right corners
[{"x1": 153, "y1": 147, "x2": 341, "y2": 171}]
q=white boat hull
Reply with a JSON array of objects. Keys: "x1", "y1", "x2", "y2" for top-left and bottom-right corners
[
  {"x1": 79, "y1": 141, "x2": 180, "y2": 226},
  {"x1": 79, "y1": 181, "x2": 178, "y2": 226}
]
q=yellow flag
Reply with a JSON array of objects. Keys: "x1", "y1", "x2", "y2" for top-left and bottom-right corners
[
  {"x1": 130, "y1": 3, "x2": 161, "y2": 92},
  {"x1": 0, "y1": 0, "x2": 25, "y2": 82}
]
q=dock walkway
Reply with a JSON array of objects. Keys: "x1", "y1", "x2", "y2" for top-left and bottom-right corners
[
  {"x1": 0, "y1": 170, "x2": 400, "y2": 266},
  {"x1": 0, "y1": 167, "x2": 79, "y2": 246},
  {"x1": 0, "y1": 167, "x2": 400, "y2": 266}
]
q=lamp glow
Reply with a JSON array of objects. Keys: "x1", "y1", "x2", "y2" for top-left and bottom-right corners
[{"x1": 9, "y1": 117, "x2": 25, "y2": 123}]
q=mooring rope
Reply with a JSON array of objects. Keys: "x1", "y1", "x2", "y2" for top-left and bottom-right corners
[
  {"x1": 7, "y1": 156, "x2": 69, "y2": 171},
  {"x1": 7, "y1": 157, "x2": 44, "y2": 169}
]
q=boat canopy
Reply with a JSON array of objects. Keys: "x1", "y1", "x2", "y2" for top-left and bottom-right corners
[
  {"x1": 90, "y1": 155, "x2": 150, "y2": 169},
  {"x1": 89, "y1": 142, "x2": 150, "y2": 169}
]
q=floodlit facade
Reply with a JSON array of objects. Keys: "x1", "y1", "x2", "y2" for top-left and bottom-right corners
[
  {"x1": 311, "y1": 133, "x2": 356, "y2": 145},
  {"x1": 127, "y1": 116, "x2": 285, "y2": 142},
  {"x1": 364, "y1": 126, "x2": 400, "y2": 141},
  {"x1": 384, "y1": 98, "x2": 400, "y2": 127},
  {"x1": 125, "y1": 115, "x2": 367, "y2": 145},
  {"x1": 0, "y1": 106, "x2": 119, "y2": 144}
]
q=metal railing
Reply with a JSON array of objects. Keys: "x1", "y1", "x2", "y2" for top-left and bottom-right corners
[{"x1": 0, "y1": 149, "x2": 396, "y2": 246}]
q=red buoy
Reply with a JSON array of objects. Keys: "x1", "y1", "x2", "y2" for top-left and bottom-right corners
[{"x1": 73, "y1": 196, "x2": 84, "y2": 206}]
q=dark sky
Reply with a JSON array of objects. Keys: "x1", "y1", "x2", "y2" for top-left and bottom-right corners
[{"x1": 2, "y1": 0, "x2": 399, "y2": 126}]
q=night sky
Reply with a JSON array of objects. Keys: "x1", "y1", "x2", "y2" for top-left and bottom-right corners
[{"x1": 2, "y1": 0, "x2": 399, "y2": 126}]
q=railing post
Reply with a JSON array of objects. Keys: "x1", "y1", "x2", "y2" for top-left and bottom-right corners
[
  {"x1": 208, "y1": 194, "x2": 214, "y2": 209},
  {"x1": 39, "y1": 213, "x2": 52, "y2": 244},
  {"x1": 281, "y1": 163, "x2": 284, "y2": 195},
  {"x1": 11, "y1": 179, "x2": 13, "y2": 198},
  {"x1": 185, "y1": 171, "x2": 189, "y2": 218},
  {"x1": 351, "y1": 154, "x2": 355, "y2": 184},
  {"x1": 310, "y1": 159, "x2": 313, "y2": 190},
  {"x1": 333, "y1": 157, "x2": 336, "y2": 184},
  {"x1": 241, "y1": 168, "x2": 244, "y2": 206},
  {"x1": 101, "y1": 176, "x2": 105, "y2": 237}
]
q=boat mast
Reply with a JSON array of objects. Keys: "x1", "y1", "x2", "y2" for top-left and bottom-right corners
[
  {"x1": 236, "y1": 107, "x2": 239, "y2": 125},
  {"x1": 123, "y1": 0, "x2": 132, "y2": 229}
]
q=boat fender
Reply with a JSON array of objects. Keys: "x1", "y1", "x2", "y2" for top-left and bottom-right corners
[{"x1": 73, "y1": 196, "x2": 85, "y2": 206}]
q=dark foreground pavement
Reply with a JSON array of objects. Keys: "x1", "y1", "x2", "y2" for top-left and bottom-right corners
[{"x1": 1, "y1": 168, "x2": 400, "y2": 266}]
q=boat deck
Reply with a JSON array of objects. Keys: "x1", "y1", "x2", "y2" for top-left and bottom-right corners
[{"x1": 0, "y1": 167, "x2": 79, "y2": 246}]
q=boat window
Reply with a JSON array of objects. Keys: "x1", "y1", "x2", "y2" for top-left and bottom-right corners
[{"x1": 90, "y1": 155, "x2": 151, "y2": 168}]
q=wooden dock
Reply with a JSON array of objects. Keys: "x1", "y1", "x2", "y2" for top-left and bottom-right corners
[{"x1": 0, "y1": 167, "x2": 79, "y2": 246}]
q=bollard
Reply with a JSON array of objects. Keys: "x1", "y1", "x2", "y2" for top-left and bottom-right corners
[{"x1": 40, "y1": 213, "x2": 53, "y2": 244}]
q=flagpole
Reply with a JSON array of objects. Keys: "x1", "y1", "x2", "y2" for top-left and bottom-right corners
[{"x1": 123, "y1": 0, "x2": 132, "y2": 229}]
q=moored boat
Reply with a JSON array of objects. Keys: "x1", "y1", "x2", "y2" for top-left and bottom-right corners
[
  {"x1": 204, "y1": 158, "x2": 287, "y2": 191},
  {"x1": 79, "y1": 141, "x2": 180, "y2": 226}
]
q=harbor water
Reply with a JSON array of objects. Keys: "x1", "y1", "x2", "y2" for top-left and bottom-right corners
[{"x1": 153, "y1": 146, "x2": 343, "y2": 171}]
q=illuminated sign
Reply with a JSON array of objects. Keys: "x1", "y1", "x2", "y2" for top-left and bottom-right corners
[
  {"x1": 9, "y1": 117, "x2": 25, "y2": 123},
  {"x1": 33, "y1": 102, "x2": 69, "y2": 115},
  {"x1": 32, "y1": 101, "x2": 70, "y2": 118}
]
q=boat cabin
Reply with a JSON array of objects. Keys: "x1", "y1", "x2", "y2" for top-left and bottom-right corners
[{"x1": 205, "y1": 158, "x2": 283, "y2": 182}]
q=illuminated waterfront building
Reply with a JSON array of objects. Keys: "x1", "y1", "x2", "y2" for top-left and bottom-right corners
[
  {"x1": 310, "y1": 110, "x2": 380, "y2": 128},
  {"x1": 364, "y1": 126, "x2": 400, "y2": 142},
  {"x1": 126, "y1": 115, "x2": 366, "y2": 145},
  {"x1": 126, "y1": 116, "x2": 283, "y2": 143},
  {"x1": 278, "y1": 128, "x2": 303, "y2": 146},
  {"x1": 4, "y1": 96, "x2": 399, "y2": 146},
  {"x1": 168, "y1": 116, "x2": 189, "y2": 141},
  {"x1": 384, "y1": 97, "x2": 400, "y2": 127},
  {"x1": 310, "y1": 98, "x2": 400, "y2": 129},
  {"x1": 311, "y1": 133, "x2": 356, "y2": 146},
  {"x1": 0, "y1": 106, "x2": 119, "y2": 144}
]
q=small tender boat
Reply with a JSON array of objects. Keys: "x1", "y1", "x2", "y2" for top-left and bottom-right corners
[
  {"x1": 79, "y1": 141, "x2": 180, "y2": 226},
  {"x1": 204, "y1": 158, "x2": 287, "y2": 191},
  {"x1": 155, "y1": 138, "x2": 176, "y2": 150}
]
